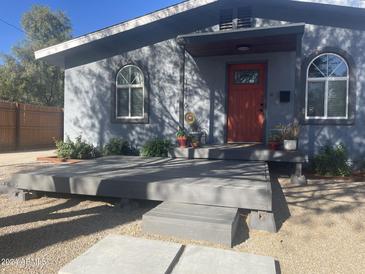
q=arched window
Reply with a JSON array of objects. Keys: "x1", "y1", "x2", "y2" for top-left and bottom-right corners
[
  {"x1": 116, "y1": 65, "x2": 145, "y2": 119},
  {"x1": 305, "y1": 53, "x2": 349, "y2": 119}
]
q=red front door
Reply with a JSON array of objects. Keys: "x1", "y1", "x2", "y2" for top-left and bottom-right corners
[{"x1": 227, "y1": 63, "x2": 265, "y2": 143}]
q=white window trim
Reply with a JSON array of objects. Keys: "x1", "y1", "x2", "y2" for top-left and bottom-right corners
[
  {"x1": 305, "y1": 53, "x2": 349, "y2": 120},
  {"x1": 115, "y1": 65, "x2": 145, "y2": 119}
]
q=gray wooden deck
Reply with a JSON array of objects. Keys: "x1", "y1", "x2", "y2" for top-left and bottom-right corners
[{"x1": 11, "y1": 156, "x2": 272, "y2": 211}]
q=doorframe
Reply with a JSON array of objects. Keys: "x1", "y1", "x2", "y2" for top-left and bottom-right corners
[{"x1": 224, "y1": 60, "x2": 269, "y2": 144}]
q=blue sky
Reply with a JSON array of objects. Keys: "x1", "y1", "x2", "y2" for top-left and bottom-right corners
[{"x1": 0, "y1": 0, "x2": 182, "y2": 54}]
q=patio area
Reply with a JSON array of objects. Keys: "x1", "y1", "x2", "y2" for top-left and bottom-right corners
[
  {"x1": 11, "y1": 156, "x2": 272, "y2": 211},
  {"x1": 1, "y1": 163, "x2": 363, "y2": 274}
]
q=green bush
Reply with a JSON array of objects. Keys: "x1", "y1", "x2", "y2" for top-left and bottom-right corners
[
  {"x1": 140, "y1": 138, "x2": 172, "y2": 157},
  {"x1": 55, "y1": 136, "x2": 100, "y2": 159},
  {"x1": 103, "y1": 138, "x2": 133, "y2": 156},
  {"x1": 313, "y1": 143, "x2": 352, "y2": 176}
]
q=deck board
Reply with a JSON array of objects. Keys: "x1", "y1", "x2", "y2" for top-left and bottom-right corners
[{"x1": 11, "y1": 156, "x2": 272, "y2": 211}]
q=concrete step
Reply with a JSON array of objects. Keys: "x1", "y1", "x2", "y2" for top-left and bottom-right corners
[
  {"x1": 169, "y1": 146, "x2": 306, "y2": 163},
  {"x1": 142, "y1": 202, "x2": 242, "y2": 247}
]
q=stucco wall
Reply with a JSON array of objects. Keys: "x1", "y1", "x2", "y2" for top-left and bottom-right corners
[
  {"x1": 63, "y1": 4, "x2": 365, "y2": 161},
  {"x1": 64, "y1": 39, "x2": 182, "y2": 147},
  {"x1": 253, "y1": 12, "x2": 365, "y2": 162},
  {"x1": 299, "y1": 25, "x2": 365, "y2": 162}
]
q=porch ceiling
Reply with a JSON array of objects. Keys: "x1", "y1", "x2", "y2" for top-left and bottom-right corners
[{"x1": 177, "y1": 23, "x2": 305, "y2": 57}]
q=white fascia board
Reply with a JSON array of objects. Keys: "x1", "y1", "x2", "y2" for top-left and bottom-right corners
[
  {"x1": 293, "y1": 0, "x2": 365, "y2": 8},
  {"x1": 34, "y1": 0, "x2": 217, "y2": 60}
]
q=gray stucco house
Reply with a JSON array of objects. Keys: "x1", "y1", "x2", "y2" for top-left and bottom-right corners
[{"x1": 36, "y1": 0, "x2": 365, "y2": 161}]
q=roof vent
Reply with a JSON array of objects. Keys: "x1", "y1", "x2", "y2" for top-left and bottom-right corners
[
  {"x1": 237, "y1": 7, "x2": 253, "y2": 29},
  {"x1": 219, "y1": 9, "x2": 233, "y2": 30}
]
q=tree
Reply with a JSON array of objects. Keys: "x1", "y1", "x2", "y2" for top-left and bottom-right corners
[{"x1": 0, "y1": 5, "x2": 72, "y2": 106}]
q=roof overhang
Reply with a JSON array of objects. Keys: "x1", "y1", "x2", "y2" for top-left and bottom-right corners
[
  {"x1": 34, "y1": 0, "x2": 365, "y2": 68},
  {"x1": 177, "y1": 23, "x2": 305, "y2": 57},
  {"x1": 34, "y1": 0, "x2": 218, "y2": 67}
]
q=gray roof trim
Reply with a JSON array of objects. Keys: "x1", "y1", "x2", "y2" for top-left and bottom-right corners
[
  {"x1": 34, "y1": 0, "x2": 364, "y2": 61},
  {"x1": 34, "y1": 0, "x2": 217, "y2": 60},
  {"x1": 177, "y1": 23, "x2": 306, "y2": 43}
]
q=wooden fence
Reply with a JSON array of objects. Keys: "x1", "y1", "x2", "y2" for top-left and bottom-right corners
[{"x1": 0, "y1": 101, "x2": 63, "y2": 151}]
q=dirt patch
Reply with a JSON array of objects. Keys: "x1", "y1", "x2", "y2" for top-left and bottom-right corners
[{"x1": 305, "y1": 172, "x2": 365, "y2": 182}]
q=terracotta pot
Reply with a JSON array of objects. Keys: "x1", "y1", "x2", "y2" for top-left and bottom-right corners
[
  {"x1": 268, "y1": 142, "x2": 280, "y2": 150},
  {"x1": 177, "y1": 136, "x2": 187, "y2": 148},
  {"x1": 191, "y1": 142, "x2": 200, "y2": 148}
]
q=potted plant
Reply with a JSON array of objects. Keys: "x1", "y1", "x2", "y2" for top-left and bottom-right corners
[
  {"x1": 176, "y1": 127, "x2": 187, "y2": 148},
  {"x1": 190, "y1": 136, "x2": 200, "y2": 148},
  {"x1": 185, "y1": 112, "x2": 202, "y2": 144},
  {"x1": 268, "y1": 132, "x2": 282, "y2": 150},
  {"x1": 281, "y1": 121, "x2": 300, "y2": 151}
]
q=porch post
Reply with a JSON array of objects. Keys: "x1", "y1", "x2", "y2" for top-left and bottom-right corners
[
  {"x1": 292, "y1": 33, "x2": 307, "y2": 185},
  {"x1": 294, "y1": 33, "x2": 303, "y2": 122},
  {"x1": 179, "y1": 43, "x2": 186, "y2": 129}
]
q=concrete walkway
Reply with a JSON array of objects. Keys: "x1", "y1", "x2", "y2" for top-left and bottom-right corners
[
  {"x1": 0, "y1": 149, "x2": 55, "y2": 166},
  {"x1": 59, "y1": 235, "x2": 277, "y2": 274}
]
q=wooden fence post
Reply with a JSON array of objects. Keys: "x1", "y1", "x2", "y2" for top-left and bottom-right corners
[
  {"x1": 15, "y1": 103, "x2": 20, "y2": 150},
  {"x1": 61, "y1": 110, "x2": 64, "y2": 141}
]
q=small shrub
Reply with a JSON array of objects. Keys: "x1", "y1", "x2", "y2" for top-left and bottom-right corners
[
  {"x1": 103, "y1": 138, "x2": 132, "y2": 156},
  {"x1": 141, "y1": 138, "x2": 172, "y2": 157},
  {"x1": 313, "y1": 143, "x2": 352, "y2": 176},
  {"x1": 278, "y1": 121, "x2": 300, "y2": 140},
  {"x1": 55, "y1": 138, "x2": 74, "y2": 159},
  {"x1": 176, "y1": 127, "x2": 187, "y2": 138},
  {"x1": 55, "y1": 136, "x2": 100, "y2": 159}
]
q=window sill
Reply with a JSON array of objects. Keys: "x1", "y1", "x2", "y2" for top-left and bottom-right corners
[
  {"x1": 302, "y1": 118, "x2": 354, "y2": 126},
  {"x1": 112, "y1": 116, "x2": 149, "y2": 124}
]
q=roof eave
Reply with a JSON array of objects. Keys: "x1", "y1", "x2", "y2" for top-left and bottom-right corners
[{"x1": 34, "y1": 0, "x2": 217, "y2": 61}]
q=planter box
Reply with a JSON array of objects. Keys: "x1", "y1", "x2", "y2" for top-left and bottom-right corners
[
  {"x1": 283, "y1": 140, "x2": 297, "y2": 151},
  {"x1": 37, "y1": 156, "x2": 83, "y2": 164}
]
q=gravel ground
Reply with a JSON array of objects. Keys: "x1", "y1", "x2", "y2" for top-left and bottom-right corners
[
  {"x1": 0, "y1": 150, "x2": 55, "y2": 166},
  {"x1": 0, "y1": 163, "x2": 364, "y2": 274}
]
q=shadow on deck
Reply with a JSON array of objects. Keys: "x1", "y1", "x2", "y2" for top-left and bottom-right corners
[{"x1": 11, "y1": 156, "x2": 273, "y2": 211}]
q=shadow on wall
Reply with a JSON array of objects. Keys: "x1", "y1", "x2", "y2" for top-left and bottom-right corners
[
  {"x1": 299, "y1": 25, "x2": 365, "y2": 162},
  {"x1": 63, "y1": 2, "x2": 227, "y2": 147},
  {"x1": 66, "y1": 38, "x2": 230, "y2": 147},
  {"x1": 184, "y1": 54, "x2": 226, "y2": 144},
  {"x1": 66, "y1": 40, "x2": 185, "y2": 148}
]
